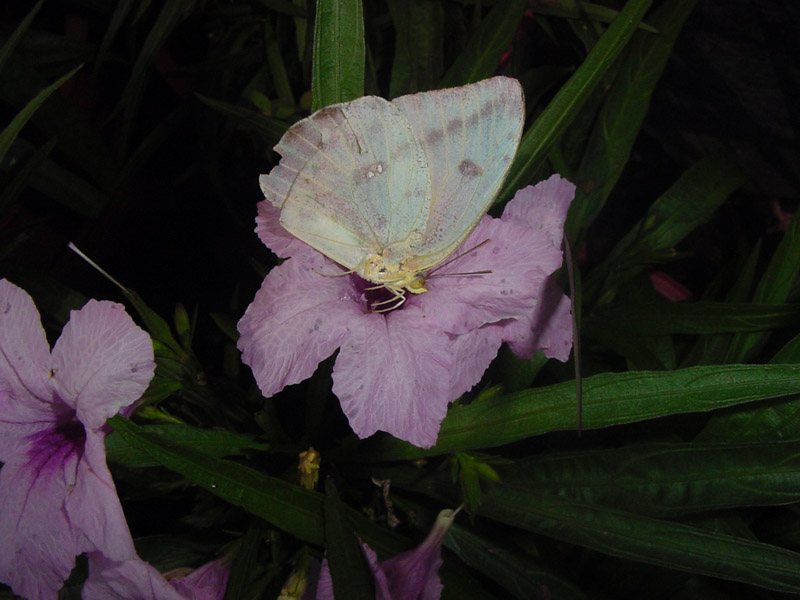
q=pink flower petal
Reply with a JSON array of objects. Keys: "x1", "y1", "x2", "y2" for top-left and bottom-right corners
[
  {"x1": 0, "y1": 449, "x2": 83, "y2": 600},
  {"x1": 501, "y1": 175, "x2": 575, "y2": 247},
  {"x1": 503, "y1": 277, "x2": 573, "y2": 361},
  {"x1": 255, "y1": 200, "x2": 313, "y2": 259},
  {"x1": 65, "y1": 431, "x2": 137, "y2": 561},
  {"x1": 0, "y1": 280, "x2": 54, "y2": 415},
  {"x1": 51, "y1": 300, "x2": 155, "y2": 430},
  {"x1": 238, "y1": 253, "x2": 361, "y2": 398},
  {"x1": 414, "y1": 216, "x2": 557, "y2": 335},
  {"x1": 332, "y1": 310, "x2": 452, "y2": 448},
  {"x1": 83, "y1": 553, "x2": 230, "y2": 600},
  {"x1": 447, "y1": 325, "x2": 505, "y2": 398}
]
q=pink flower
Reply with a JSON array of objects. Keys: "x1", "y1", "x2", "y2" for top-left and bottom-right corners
[
  {"x1": 83, "y1": 553, "x2": 230, "y2": 600},
  {"x1": 314, "y1": 508, "x2": 456, "y2": 600},
  {"x1": 238, "y1": 175, "x2": 574, "y2": 448},
  {"x1": 0, "y1": 279, "x2": 155, "y2": 600}
]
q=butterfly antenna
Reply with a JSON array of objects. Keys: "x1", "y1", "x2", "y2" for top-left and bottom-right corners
[
  {"x1": 563, "y1": 237, "x2": 583, "y2": 436},
  {"x1": 426, "y1": 238, "x2": 492, "y2": 277}
]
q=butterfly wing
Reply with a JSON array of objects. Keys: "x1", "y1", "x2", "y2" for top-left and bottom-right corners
[
  {"x1": 390, "y1": 76, "x2": 524, "y2": 271},
  {"x1": 259, "y1": 96, "x2": 432, "y2": 271}
]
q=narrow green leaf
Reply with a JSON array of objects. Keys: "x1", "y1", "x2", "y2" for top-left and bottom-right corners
[
  {"x1": 387, "y1": 0, "x2": 444, "y2": 96},
  {"x1": 497, "y1": 441, "x2": 800, "y2": 517},
  {"x1": 445, "y1": 525, "x2": 588, "y2": 600},
  {"x1": 363, "y1": 364, "x2": 800, "y2": 460},
  {"x1": 324, "y1": 479, "x2": 375, "y2": 600},
  {"x1": 529, "y1": 1, "x2": 659, "y2": 33},
  {"x1": 498, "y1": 0, "x2": 653, "y2": 204},
  {"x1": 195, "y1": 94, "x2": 288, "y2": 147},
  {"x1": 311, "y1": 0, "x2": 365, "y2": 110},
  {"x1": 477, "y1": 489, "x2": 800, "y2": 593},
  {"x1": 439, "y1": 0, "x2": 526, "y2": 88},
  {"x1": 223, "y1": 520, "x2": 266, "y2": 600},
  {"x1": 726, "y1": 213, "x2": 800, "y2": 362},
  {"x1": 105, "y1": 424, "x2": 268, "y2": 467},
  {"x1": 0, "y1": 0, "x2": 44, "y2": 75},
  {"x1": 587, "y1": 301, "x2": 800, "y2": 336},
  {"x1": 110, "y1": 415, "x2": 323, "y2": 544},
  {"x1": 683, "y1": 240, "x2": 761, "y2": 366},
  {"x1": 114, "y1": 0, "x2": 192, "y2": 155},
  {"x1": 94, "y1": 0, "x2": 135, "y2": 75},
  {"x1": 585, "y1": 154, "x2": 743, "y2": 303},
  {"x1": 565, "y1": 0, "x2": 701, "y2": 242},
  {"x1": 772, "y1": 332, "x2": 800, "y2": 365},
  {"x1": 0, "y1": 137, "x2": 56, "y2": 216},
  {"x1": 0, "y1": 65, "x2": 81, "y2": 166},
  {"x1": 108, "y1": 416, "x2": 405, "y2": 555},
  {"x1": 265, "y1": 19, "x2": 296, "y2": 108}
]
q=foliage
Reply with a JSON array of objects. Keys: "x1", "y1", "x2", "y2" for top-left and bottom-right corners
[{"x1": 1, "y1": 0, "x2": 799, "y2": 598}]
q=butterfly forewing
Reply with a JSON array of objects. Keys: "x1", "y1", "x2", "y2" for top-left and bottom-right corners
[
  {"x1": 260, "y1": 97, "x2": 431, "y2": 271},
  {"x1": 390, "y1": 77, "x2": 525, "y2": 271}
]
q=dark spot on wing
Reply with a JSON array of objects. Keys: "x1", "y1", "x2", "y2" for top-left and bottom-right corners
[
  {"x1": 459, "y1": 159, "x2": 483, "y2": 177},
  {"x1": 446, "y1": 118, "x2": 463, "y2": 134}
]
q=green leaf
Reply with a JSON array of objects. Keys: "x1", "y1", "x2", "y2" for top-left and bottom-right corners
[
  {"x1": 0, "y1": 0, "x2": 44, "y2": 75},
  {"x1": 387, "y1": 0, "x2": 445, "y2": 96},
  {"x1": 324, "y1": 479, "x2": 375, "y2": 600},
  {"x1": 363, "y1": 364, "x2": 800, "y2": 460},
  {"x1": 585, "y1": 154, "x2": 743, "y2": 303},
  {"x1": 529, "y1": 1, "x2": 659, "y2": 33},
  {"x1": 498, "y1": 0, "x2": 653, "y2": 204},
  {"x1": 726, "y1": 212, "x2": 800, "y2": 362},
  {"x1": 445, "y1": 525, "x2": 588, "y2": 600},
  {"x1": 94, "y1": 0, "x2": 136, "y2": 75},
  {"x1": 587, "y1": 301, "x2": 800, "y2": 336},
  {"x1": 0, "y1": 137, "x2": 56, "y2": 217},
  {"x1": 195, "y1": 93, "x2": 289, "y2": 149},
  {"x1": 439, "y1": 0, "x2": 526, "y2": 88},
  {"x1": 311, "y1": 0, "x2": 365, "y2": 110},
  {"x1": 565, "y1": 0, "x2": 701, "y2": 242},
  {"x1": 108, "y1": 416, "x2": 405, "y2": 555},
  {"x1": 223, "y1": 521, "x2": 267, "y2": 600},
  {"x1": 114, "y1": 0, "x2": 193, "y2": 155},
  {"x1": 476, "y1": 489, "x2": 800, "y2": 593},
  {"x1": 497, "y1": 441, "x2": 800, "y2": 517},
  {"x1": 105, "y1": 424, "x2": 268, "y2": 467},
  {"x1": 0, "y1": 65, "x2": 81, "y2": 166},
  {"x1": 772, "y1": 332, "x2": 800, "y2": 365}
]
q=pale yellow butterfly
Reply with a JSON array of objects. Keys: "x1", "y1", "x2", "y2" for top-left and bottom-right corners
[{"x1": 259, "y1": 76, "x2": 524, "y2": 306}]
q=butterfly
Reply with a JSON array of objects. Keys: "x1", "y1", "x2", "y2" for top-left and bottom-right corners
[{"x1": 260, "y1": 76, "x2": 524, "y2": 308}]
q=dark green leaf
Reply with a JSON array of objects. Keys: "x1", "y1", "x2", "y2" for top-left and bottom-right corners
[
  {"x1": 105, "y1": 424, "x2": 268, "y2": 467},
  {"x1": 0, "y1": 0, "x2": 44, "y2": 75},
  {"x1": 587, "y1": 301, "x2": 800, "y2": 336},
  {"x1": 529, "y1": 1, "x2": 659, "y2": 33},
  {"x1": 565, "y1": 0, "x2": 702, "y2": 242},
  {"x1": 363, "y1": 364, "x2": 800, "y2": 460},
  {"x1": 498, "y1": 0, "x2": 652, "y2": 203},
  {"x1": 195, "y1": 93, "x2": 289, "y2": 148},
  {"x1": 324, "y1": 479, "x2": 375, "y2": 600},
  {"x1": 439, "y1": 0, "x2": 526, "y2": 88},
  {"x1": 387, "y1": 0, "x2": 444, "y2": 96},
  {"x1": 312, "y1": 0, "x2": 365, "y2": 110},
  {"x1": 585, "y1": 154, "x2": 743, "y2": 302},
  {"x1": 477, "y1": 489, "x2": 800, "y2": 593},
  {"x1": 0, "y1": 65, "x2": 81, "y2": 166},
  {"x1": 726, "y1": 212, "x2": 800, "y2": 362},
  {"x1": 445, "y1": 525, "x2": 588, "y2": 600},
  {"x1": 108, "y1": 416, "x2": 405, "y2": 555},
  {"x1": 498, "y1": 441, "x2": 800, "y2": 517}
]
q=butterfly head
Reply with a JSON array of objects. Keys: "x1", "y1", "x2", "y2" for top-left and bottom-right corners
[{"x1": 360, "y1": 252, "x2": 429, "y2": 295}]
